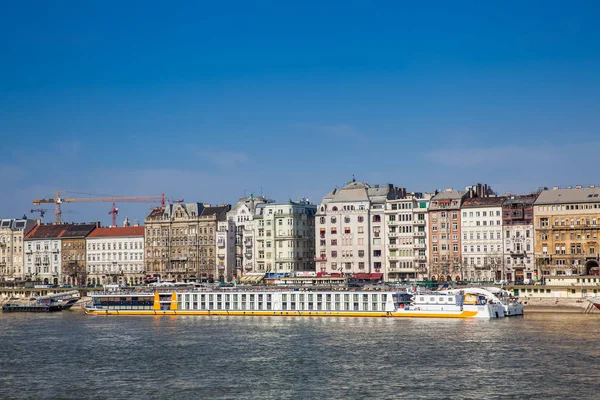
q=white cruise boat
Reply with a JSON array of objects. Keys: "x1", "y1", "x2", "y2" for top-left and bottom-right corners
[
  {"x1": 83, "y1": 288, "x2": 505, "y2": 319},
  {"x1": 442, "y1": 287, "x2": 523, "y2": 316}
]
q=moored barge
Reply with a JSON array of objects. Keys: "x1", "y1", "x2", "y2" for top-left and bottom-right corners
[{"x1": 83, "y1": 289, "x2": 506, "y2": 319}]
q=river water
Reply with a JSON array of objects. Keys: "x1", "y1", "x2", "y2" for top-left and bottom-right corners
[{"x1": 0, "y1": 311, "x2": 598, "y2": 399}]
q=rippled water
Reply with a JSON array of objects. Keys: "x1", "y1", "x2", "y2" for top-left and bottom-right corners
[{"x1": 0, "y1": 311, "x2": 598, "y2": 399}]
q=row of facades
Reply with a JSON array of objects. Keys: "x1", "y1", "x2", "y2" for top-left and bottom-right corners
[{"x1": 1, "y1": 180, "x2": 599, "y2": 285}]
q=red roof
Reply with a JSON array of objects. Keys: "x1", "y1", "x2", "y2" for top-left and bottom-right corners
[{"x1": 87, "y1": 226, "x2": 145, "y2": 238}]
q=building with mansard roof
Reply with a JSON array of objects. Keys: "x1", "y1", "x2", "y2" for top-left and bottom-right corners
[
  {"x1": 315, "y1": 179, "x2": 404, "y2": 281},
  {"x1": 24, "y1": 223, "x2": 73, "y2": 284},
  {"x1": 0, "y1": 218, "x2": 37, "y2": 280},
  {"x1": 534, "y1": 185, "x2": 600, "y2": 277},
  {"x1": 145, "y1": 203, "x2": 230, "y2": 282},
  {"x1": 216, "y1": 195, "x2": 272, "y2": 282}
]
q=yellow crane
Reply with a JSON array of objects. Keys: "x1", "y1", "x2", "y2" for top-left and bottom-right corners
[{"x1": 33, "y1": 190, "x2": 183, "y2": 225}]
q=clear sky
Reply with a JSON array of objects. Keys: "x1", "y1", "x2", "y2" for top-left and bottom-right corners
[{"x1": 1, "y1": 1, "x2": 599, "y2": 226}]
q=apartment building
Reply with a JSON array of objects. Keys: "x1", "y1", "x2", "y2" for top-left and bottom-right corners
[
  {"x1": 534, "y1": 186, "x2": 600, "y2": 277},
  {"x1": 0, "y1": 218, "x2": 36, "y2": 280},
  {"x1": 315, "y1": 180, "x2": 404, "y2": 281},
  {"x1": 61, "y1": 223, "x2": 98, "y2": 286},
  {"x1": 220, "y1": 195, "x2": 273, "y2": 280},
  {"x1": 24, "y1": 224, "x2": 72, "y2": 284},
  {"x1": 144, "y1": 203, "x2": 230, "y2": 282},
  {"x1": 216, "y1": 219, "x2": 235, "y2": 282},
  {"x1": 86, "y1": 225, "x2": 145, "y2": 286},
  {"x1": 502, "y1": 194, "x2": 537, "y2": 283},
  {"x1": 384, "y1": 192, "x2": 431, "y2": 281},
  {"x1": 461, "y1": 196, "x2": 505, "y2": 282},
  {"x1": 428, "y1": 189, "x2": 467, "y2": 281},
  {"x1": 254, "y1": 199, "x2": 316, "y2": 274}
]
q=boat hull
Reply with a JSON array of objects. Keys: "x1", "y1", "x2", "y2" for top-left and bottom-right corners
[
  {"x1": 84, "y1": 308, "x2": 480, "y2": 318},
  {"x1": 2, "y1": 304, "x2": 63, "y2": 312}
]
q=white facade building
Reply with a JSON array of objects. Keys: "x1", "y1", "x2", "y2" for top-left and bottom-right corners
[
  {"x1": 24, "y1": 224, "x2": 70, "y2": 284},
  {"x1": 222, "y1": 196, "x2": 272, "y2": 279},
  {"x1": 86, "y1": 226, "x2": 145, "y2": 286},
  {"x1": 461, "y1": 197, "x2": 505, "y2": 282},
  {"x1": 216, "y1": 219, "x2": 235, "y2": 282},
  {"x1": 502, "y1": 195, "x2": 537, "y2": 283},
  {"x1": 315, "y1": 180, "x2": 403, "y2": 281},
  {"x1": 254, "y1": 200, "x2": 316, "y2": 274}
]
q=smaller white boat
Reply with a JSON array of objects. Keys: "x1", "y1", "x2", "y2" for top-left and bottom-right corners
[
  {"x1": 587, "y1": 297, "x2": 600, "y2": 310},
  {"x1": 441, "y1": 287, "x2": 523, "y2": 316}
]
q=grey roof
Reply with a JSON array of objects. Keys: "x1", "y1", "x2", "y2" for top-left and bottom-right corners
[
  {"x1": 431, "y1": 190, "x2": 466, "y2": 201},
  {"x1": 162, "y1": 203, "x2": 204, "y2": 218},
  {"x1": 534, "y1": 187, "x2": 600, "y2": 205},
  {"x1": 0, "y1": 219, "x2": 36, "y2": 232},
  {"x1": 230, "y1": 196, "x2": 272, "y2": 215},
  {"x1": 322, "y1": 181, "x2": 400, "y2": 204}
]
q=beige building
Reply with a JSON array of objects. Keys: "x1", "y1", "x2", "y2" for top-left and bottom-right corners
[
  {"x1": 534, "y1": 186, "x2": 600, "y2": 278},
  {"x1": 255, "y1": 199, "x2": 316, "y2": 274},
  {"x1": 145, "y1": 203, "x2": 230, "y2": 282},
  {"x1": 61, "y1": 223, "x2": 97, "y2": 286},
  {"x1": 0, "y1": 218, "x2": 36, "y2": 280}
]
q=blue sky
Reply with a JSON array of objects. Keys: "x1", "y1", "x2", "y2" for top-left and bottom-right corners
[{"x1": 1, "y1": 1, "x2": 599, "y2": 226}]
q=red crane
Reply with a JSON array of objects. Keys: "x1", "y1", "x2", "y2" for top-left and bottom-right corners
[{"x1": 33, "y1": 191, "x2": 184, "y2": 225}]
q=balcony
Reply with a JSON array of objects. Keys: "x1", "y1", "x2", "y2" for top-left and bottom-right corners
[
  {"x1": 414, "y1": 255, "x2": 427, "y2": 261},
  {"x1": 217, "y1": 241, "x2": 226, "y2": 248},
  {"x1": 244, "y1": 240, "x2": 252, "y2": 247},
  {"x1": 414, "y1": 243, "x2": 426, "y2": 249},
  {"x1": 314, "y1": 255, "x2": 327, "y2": 262},
  {"x1": 388, "y1": 244, "x2": 399, "y2": 249},
  {"x1": 414, "y1": 220, "x2": 426, "y2": 225},
  {"x1": 414, "y1": 231, "x2": 426, "y2": 237},
  {"x1": 218, "y1": 254, "x2": 225, "y2": 260}
]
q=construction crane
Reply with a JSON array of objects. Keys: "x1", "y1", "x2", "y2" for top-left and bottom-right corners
[
  {"x1": 29, "y1": 208, "x2": 49, "y2": 219},
  {"x1": 33, "y1": 191, "x2": 184, "y2": 225}
]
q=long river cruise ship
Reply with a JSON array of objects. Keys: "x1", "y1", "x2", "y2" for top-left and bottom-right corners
[{"x1": 83, "y1": 288, "x2": 508, "y2": 319}]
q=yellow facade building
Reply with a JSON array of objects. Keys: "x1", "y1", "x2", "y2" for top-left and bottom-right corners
[{"x1": 534, "y1": 186, "x2": 600, "y2": 277}]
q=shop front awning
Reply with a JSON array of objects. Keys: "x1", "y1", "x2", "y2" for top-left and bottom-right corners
[{"x1": 353, "y1": 273, "x2": 383, "y2": 281}]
